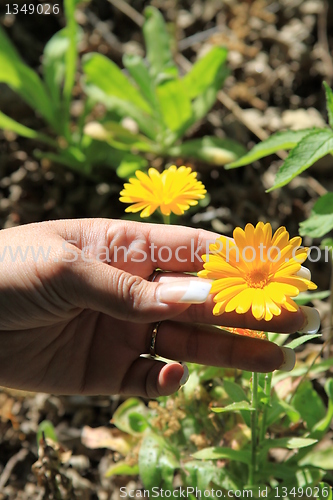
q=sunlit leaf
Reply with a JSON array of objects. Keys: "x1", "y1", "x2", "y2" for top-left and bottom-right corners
[
  {"x1": 182, "y1": 47, "x2": 228, "y2": 100},
  {"x1": 105, "y1": 461, "x2": 139, "y2": 477},
  {"x1": 299, "y1": 192, "x2": 333, "y2": 238},
  {"x1": 192, "y1": 446, "x2": 251, "y2": 464},
  {"x1": 286, "y1": 334, "x2": 321, "y2": 350},
  {"x1": 268, "y1": 129, "x2": 333, "y2": 191},
  {"x1": 156, "y1": 78, "x2": 192, "y2": 132},
  {"x1": 225, "y1": 129, "x2": 315, "y2": 169},
  {"x1": 294, "y1": 290, "x2": 330, "y2": 305},
  {"x1": 168, "y1": 136, "x2": 246, "y2": 165},
  {"x1": 299, "y1": 448, "x2": 333, "y2": 470},
  {"x1": 143, "y1": 6, "x2": 177, "y2": 81}
]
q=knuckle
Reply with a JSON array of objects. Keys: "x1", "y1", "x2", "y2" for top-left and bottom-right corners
[{"x1": 119, "y1": 274, "x2": 145, "y2": 310}]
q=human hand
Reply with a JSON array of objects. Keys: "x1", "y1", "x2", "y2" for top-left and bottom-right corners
[{"x1": 0, "y1": 219, "x2": 319, "y2": 397}]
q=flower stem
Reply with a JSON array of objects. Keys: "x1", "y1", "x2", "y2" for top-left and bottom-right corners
[
  {"x1": 249, "y1": 371, "x2": 259, "y2": 486},
  {"x1": 162, "y1": 214, "x2": 171, "y2": 225},
  {"x1": 259, "y1": 372, "x2": 272, "y2": 443}
]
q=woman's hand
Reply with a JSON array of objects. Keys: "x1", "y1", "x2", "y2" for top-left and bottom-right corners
[{"x1": 0, "y1": 219, "x2": 319, "y2": 397}]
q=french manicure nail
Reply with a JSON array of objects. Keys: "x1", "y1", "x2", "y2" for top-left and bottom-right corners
[
  {"x1": 279, "y1": 347, "x2": 296, "y2": 372},
  {"x1": 179, "y1": 363, "x2": 189, "y2": 386},
  {"x1": 299, "y1": 306, "x2": 321, "y2": 334},
  {"x1": 296, "y1": 266, "x2": 311, "y2": 280},
  {"x1": 157, "y1": 280, "x2": 212, "y2": 304}
]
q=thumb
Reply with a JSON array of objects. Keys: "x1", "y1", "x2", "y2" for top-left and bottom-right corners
[{"x1": 69, "y1": 260, "x2": 212, "y2": 322}]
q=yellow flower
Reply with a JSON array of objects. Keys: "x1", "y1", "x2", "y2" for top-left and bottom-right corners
[
  {"x1": 119, "y1": 165, "x2": 206, "y2": 218},
  {"x1": 198, "y1": 222, "x2": 317, "y2": 321}
]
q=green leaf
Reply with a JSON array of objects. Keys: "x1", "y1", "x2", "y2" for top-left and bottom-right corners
[
  {"x1": 225, "y1": 129, "x2": 317, "y2": 169},
  {"x1": 105, "y1": 461, "x2": 139, "y2": 477},
  {"x1": 299, "y1": 448, "x2": 333, "y2": 470},
  {"x1": 319, "y1": 482, "x2": 333, "y2": 500},
  {"x1": 37, "y1": 420, "x2": 57, "y2": 448},
  {"x1": 294, "y1": 290, "x2": 330, "y2": 305},
  {"x1": 84, "y1": 83, "x2": 157, "y2": 140},
  {"x1": 123, "y1": 54, "x2": 158, "y2": 111},
  {"x1": 223, "y1": 379, "x2": 249, "y2": 403},
  {"x1": 112, "y1": 398, "x2": 148, "y2": 435},
  {"x1": 143, "y1": 7, "x2": 177, "y2": 81},
  {"x1": 156, "y1": 78, "x2": 192, "y2": 133},
  {"x1": 192, "y1": 446, "x2": 251, "y2": 464},
  {"x1": 0, "y1": 26, "x2": 54, "y2": 126},
  {"x1": 182, "y1": 46, "x2": 228, "y2": 99},
  {"x1": 293, "y1": 380, "x2": 326, "y2": 430},
  {"x1": 286, "y1": 334, "x2": 322, "y2": 350},
  {"x1": 262, "y1": 437, "x2": 317, "y2": 450},
  {"x1": 159, "y1": 447, "x2": 179, "y2": 489},
  {"x1": 138, "y1": 434, "x2": 165, "y2": 489},
  {"x1": 0, "y1": 110, "x2": 56, "y2": 146},
  {"x1": 169, "y1": 136, "x2": 246, "y2": 165},
  {"x1": 212, "y1": 401, "x2": 255, "y2": 413},
  {"x1": 116, "y1": 155, "x2": 148, "y2": 179},
  {"x1": 324, "y1": 82, "x2": 333, "y2": 129},
  {"x1": 268, "y1": 129, "x2": 333, "y2": 191},
  {"x1": 299, "y1": 192, "x2": 333, "y2": 238},
  {"x1": 190, "y1": 67, "x2": 229, "y2": 128},
  {"x1": 82, "y1": 53, "x2": 152, "y2": 114},
  {"x1": 128, "y1": 413, "x2": 148, "y2": 433}
]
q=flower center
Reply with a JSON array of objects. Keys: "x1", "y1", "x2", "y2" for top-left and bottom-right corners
[{"x1": 246, "y1": 269, "x2": 269, "y2": 288}]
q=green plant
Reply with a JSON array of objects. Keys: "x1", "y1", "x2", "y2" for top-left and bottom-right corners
[
  {"x1": 93, "y1": 329, "x2": 333, "y2": 498},
  {"x1": 0, "y1": 4, "x2": 245, "y2": 179},
  {"x1": 82, "y1": 6, "x2": 246, "y2": 178}
]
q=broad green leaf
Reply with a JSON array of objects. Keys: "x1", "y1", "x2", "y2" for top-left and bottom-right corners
[
  {"x1": 182, "y1": 46, "x2": 228, "y2": 99},
  {"x1": 293, "y1": 380, "x2": 326, "y2": 430},
  {"x1": 324, "y1": 82, "x2": 333, "y2": 129},
  {"x1": 189, "y1": 67, "x2": 229, "y2": 129},
  {"x1": 211, "y1": 401, "x2": 255, "y2": 413},
  {"x1": 143, "y1": 7, "x2": 177, "y2": 80},
  {"x1": 311, "y1": 379, "x2": 333, "y2": 439},
  {"x1": 223, "y1": 379, "x2": 249, "y2": 403},
  {"x1": 0, "y1": 110, "x2": 56, "y2": 146},
  {"x1": 286, "y1": 334, "x2": 321, "y2": 350},
  {"x1": 82, "y1": 53, "x2": 152, "y2": 114},
  {"x1": 262, "y1": 437, "x2": 317, "y2": 451},
  {"x1": 192, "y1": 446, "x2": 251, "y2": 464},
  {"x1": 84, "y1": 83, "x2": 157, "y2": 139},
  {"x1": 294, "y1": 290, "x2": 330, "y2": 305},
  {"x1": 37, "y1": 420, "x2": 58, "y2": 448},
  {"x1": 116, "y1": 157, "x2": 148, "y2": 179},
  {"x1": 128, "y1": 413, "x2": 148, "y2": 433},
  {"x1": 123, "y1": 54, "x2": 158, "y2": 110},
  {"x1": 34, "y1": 149, "x2": 92, "y2": 175},
  {"x1": 299, "y1": 192, "x2": 333, "y2": 238},
  {"x1": 43, "y1": 28, "x2": 69, "y2": 105},
  {"x1": 112, "y1": 398, "x2": 148, "y2": 435},
  {"x1": 268, "y1": 129, "x2": 333, "y2": 191},
  {"x1": 105, "y1": 461, "x2": 139, "y2": 477},
  {"x1": 159, "y1": 447, "x2": 179, "y2": 489},
  {"x1": 0, "y1": 26, "x2": 54, "y2": 126},
  {"x1": 299, "y1": 448, "x2": 333, "y2": 470},
  {"x1": 168, "y1": 136, "x2": 246, "y2": 165},
  {"x1": 225, "y1": 129, "x2": 316, "y2": 169},
  {"x1": 156, "y1": 78, "x2": 192, "y2": 132},
  {"x1": 138, "y1": 434, "x2": 164, "y2": 489}
]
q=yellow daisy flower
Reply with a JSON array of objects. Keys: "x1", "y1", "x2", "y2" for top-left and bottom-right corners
[
  {"x1": 119, "y1": 165, "x2": 206, "y2": 218},
  {"x1": 198, "y1": 222, "x2": 317, "y2": 321}
]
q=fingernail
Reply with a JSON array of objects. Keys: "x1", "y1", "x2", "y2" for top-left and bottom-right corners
[
  {"x1": 157, "y1": 280, "x2": 212, "y2": 304},
  {"x1": 279, "y1": 347, "x2": 296, "y2": 372},
  {"x1": 179, "y1": 363, "x2": 189, "y2": 386},
  {"x1": 296, "y1": 266, "x2": 311, "y2": 280},
  {"x1": 299, "y1": 306, "x2": 321, "y2": 333}
]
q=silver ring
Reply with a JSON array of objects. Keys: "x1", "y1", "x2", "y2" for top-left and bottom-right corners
[
  {"x1": 150, "y1": 270, "x2": 162, "y2": 283},
  {"x1": 150, "y1": 321, "x2": 162, "y2": 356}
]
